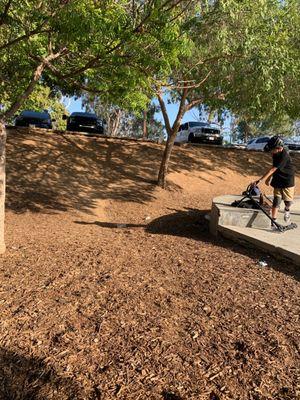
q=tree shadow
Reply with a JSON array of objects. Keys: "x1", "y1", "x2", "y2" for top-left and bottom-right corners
[
  {"x1": 75, "y1": 208, "x2": 300, "y2": 282},
  {"x1": 75, "y1": 221, "x2": 145, "y2": 229},
  {"x1": 6, "y1": 128, "x2": 300, "y2": 215},
  {"x1": 0, "y1": 347, "x2": 80, "y2": 399},
  {"x1": 6, "y1": 130, "x2": 160, "y2": 214},
  {"x1": 146, "y1": 208, "x2": 300, "y2": 282}
]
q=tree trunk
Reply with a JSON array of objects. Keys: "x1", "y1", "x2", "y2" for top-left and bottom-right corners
[
  {"x1": 0, "y1": 60, "x2": 49, "y2": 254},
  {"x1": 208, "y1": 108, "x2": 215, "y2": 123},
  {"x1": 0, "y1": 52, "x2": 66, "y2": 254},
  {"x1": 244, "y1": 122, "x2": 250, "y2": 143},
  {"x1": 142, "y1": 110, "x2": 147, "y2": 139},
  {"x1": 0, "y1": 121, "x2": 6, "y2": 254},
  {"x1": 3, "y1": 61, "x2": 46, "y2": 121},
  {"x1": 156, "y1": 88, "x2": 189, "y2": 188},
  {"x1": 157, "y1": 133, "x2": 176, "y2": 188},
  {"x1": 111, "y1": 109, "x2": 121, "y2": 137}
]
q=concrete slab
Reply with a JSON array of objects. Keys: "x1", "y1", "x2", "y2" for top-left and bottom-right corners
[{"x1": 210, "y1": 195, "x2": 300, "y2": 265}]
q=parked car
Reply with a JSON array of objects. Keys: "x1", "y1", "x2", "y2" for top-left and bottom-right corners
[
  {"x1": 246, "y1": 136, "x2": 270, "y2": 151},
  {"x1": 175, "y1": 121, "x2": 223, "y2": 145},
  {"x1": 64, "y1": 112, "x2": 104, "y2": 134},
  {"x1": 284, "y1": 137, "x2": 300, "y2": 152},
  {"x1": 227, "y1": 142, "x2": 246, "y2": 149},
  {"x1": 232, "y1": 142, "x2": 246, "y2": 149},
  {"x1": 15, "y1": 110, "x2": 53, "y2": 129}
]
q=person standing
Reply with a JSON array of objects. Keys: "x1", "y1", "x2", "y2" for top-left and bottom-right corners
[{"x1": 254, "y1": 136, "x2": 295, "y2": 227}]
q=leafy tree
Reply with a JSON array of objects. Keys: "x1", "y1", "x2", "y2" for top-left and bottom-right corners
[
  {"x1": 234, "y1": 114, "x2": 296, "y2": 143},
  {"x1": 0, "y1": 0, "x2": 194, "y2": 251},
  {"x1": 155, "y1": 0, "x2": 300, "y2": 187}
]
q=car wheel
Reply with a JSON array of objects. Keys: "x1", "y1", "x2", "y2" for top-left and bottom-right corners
[
  {"x1": 188, "y1": 133, "x2": 194, "y2": 143},
  {"x1": 66, "y1": 125, "x2": 75, "y2": 131}
]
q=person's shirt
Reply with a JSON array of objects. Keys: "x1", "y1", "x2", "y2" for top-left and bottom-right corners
[{"x1": 271, "y1": 148, "x2": 295, "y2": 188}]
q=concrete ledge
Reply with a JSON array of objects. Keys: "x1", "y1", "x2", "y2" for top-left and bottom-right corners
[
  {"x1": 210, "y1": 195, "x2": 272, "y2": 235},
  {"x1": 210, "y1": 195, "x2": 300, "y2": 266},
  {"x1": 219, "y1": 225, "x2": 300, "y2": 266}
]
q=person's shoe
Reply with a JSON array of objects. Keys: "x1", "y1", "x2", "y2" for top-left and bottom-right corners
[{"x1": 284, "y1": 210, "x2": 291, "y2": 222}]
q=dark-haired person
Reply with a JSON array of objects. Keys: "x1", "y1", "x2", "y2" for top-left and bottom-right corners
[{"x1": 253, "y1": 136, "x2": 295, "y2": 227}]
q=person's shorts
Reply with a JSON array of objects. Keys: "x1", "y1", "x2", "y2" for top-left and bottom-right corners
[{"x1": 273, "y1": 187, "x2": 295, "y2": 202}]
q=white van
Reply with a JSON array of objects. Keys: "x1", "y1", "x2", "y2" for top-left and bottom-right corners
[{"x1": 175, "y1": 121, "x2": 223, "y2": 145}]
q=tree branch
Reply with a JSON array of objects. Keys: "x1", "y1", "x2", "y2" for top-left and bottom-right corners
[
  {"x1": 171, "y1": 87, "x2": 188, "y2": 132},
  {"x1": 0, "y1": 28, "x2": 52, "y2": 51},
  {"x1": 162, "y1": 0, "x2": 187, "y2": 13},
  {"x1": 186, "y1": 97, "x2": 203, "y2": 111},
  {"x1": 185, "y1": 88, "x2": 225, "y2": 112},
  {"x1": 0, "y1": 0, "x2": 74, "y2": 51},
  {"x1": 157, "y1": 91, "x2": 172, "y2": 136},
  {"x1": 161, "y1": 71, "x2": 212, "y2": 90},
  {"x1": 33, "y1": 55, "x2": 104, "y2": 95},
  {"x1": 2, "y1": 49, "x2": 67, "y2": 121},
  {"x1": 0, "y1": 0, "x2": 13, "y2": 25},
  {"x1": 169, "y1": 0, "x2": 193, "y2": 22}
]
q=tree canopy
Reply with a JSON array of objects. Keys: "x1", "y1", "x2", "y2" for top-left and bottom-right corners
[
  {"x1": 234, "y1": 114, "x2": 297, "y2": 143},
  {"x1": 0, "y1": 0, "x2": 194, "y2": 119},
  {"x1": 155, "y1": 0, "x2": 300, "y2": 186}
]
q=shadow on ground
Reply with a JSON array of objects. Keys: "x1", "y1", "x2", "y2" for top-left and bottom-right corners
[
  {"x1": 6, "y1": 130, "x2": 160, "y2": 214},
  {"x1": 149, "y1": 209, "x2": 300, "y2": 282},
  {"x1": 7, "y1": 128, "x2": 298, "y2": 215},
  {"x1": 75, "y1": 208, "x2": 300, "y2": 282},
  {"x1": 0, "y1": 348, "x2": 80, "y2": 399}
]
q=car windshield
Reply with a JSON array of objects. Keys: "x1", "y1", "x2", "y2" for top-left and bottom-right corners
[
  {"x1": 189, "y1": 122, "x2": 204, "y2": 127},
  {"x1": 71, "y1": 112, "x2": 97, "y2": 119},
  {"x1": 20, "y1": 110, "x2": 50, "y2": 119},
  {"x1": 256, "y1": 137, "x2": 269, "y2": 143},
  {"x1": 189, "y1": 121, "x2": 220, "y2": 131}
]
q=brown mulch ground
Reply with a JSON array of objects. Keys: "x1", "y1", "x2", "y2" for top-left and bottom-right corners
[{"x1": 1, "y1": 128, "x2": 300, "y2": 400}]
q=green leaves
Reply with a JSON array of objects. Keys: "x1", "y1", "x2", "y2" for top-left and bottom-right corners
[
  {"x1": 1, "y1": 0, "x2": 299, "y2": 121},
  {"x1": 1, "y1": 0, "x2": 195, "y2": 116}
]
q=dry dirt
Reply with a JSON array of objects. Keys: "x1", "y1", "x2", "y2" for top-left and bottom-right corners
[{"x1": 1, "y1": 128, "x2": 300, "y2": 400}]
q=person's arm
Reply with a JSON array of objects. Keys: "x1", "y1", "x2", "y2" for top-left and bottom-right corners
[{"x1": 255, "y1": 167, "x2": 277, "y2": 186}]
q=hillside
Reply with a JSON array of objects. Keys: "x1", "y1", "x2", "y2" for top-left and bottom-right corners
[
  {"x1": 6, "y1": 128, "x2": 300, "y2": 218},
  {"x1": 1, "y1": 128, "x2": 300, "y2": 400}
]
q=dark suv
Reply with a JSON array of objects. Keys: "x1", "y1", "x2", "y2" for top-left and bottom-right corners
[
  {"x1": 64, "y1": 112, "x2": 104, "y2": 134},
  {"x1": 15, "y1": 110, "x2": 53, "y2": 129}
]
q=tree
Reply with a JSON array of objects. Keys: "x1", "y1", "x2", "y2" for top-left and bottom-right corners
[
  {"x1": 0, "y1": 0, "x2": 194, "y2": 252},
  {"x1": 234, "y1": 114, "x2": 296, "y2": 143},
  {"x1": 155, "y1": 0, "x2": 300, "y2": 187}
]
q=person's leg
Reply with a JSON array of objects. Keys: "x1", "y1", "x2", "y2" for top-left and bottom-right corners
[
  {"x1": 272, "y1": 205, "x2": 280, "y2": 219},
  {"x1": 272, "y1": 188, "x2": 281, "y2": 225},
  {"x1": 283, "y1": 187, "x2": 294, "y2": 222}
]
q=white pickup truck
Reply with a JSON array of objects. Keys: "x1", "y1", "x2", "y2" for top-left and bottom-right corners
[{"x1": 175, "y1": 121, "x2": 223, "y2": 145}]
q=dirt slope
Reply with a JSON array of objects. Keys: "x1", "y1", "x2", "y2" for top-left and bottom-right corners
[{"x1": 1, "y1": 128, "x2": 300, "y2": 400}]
